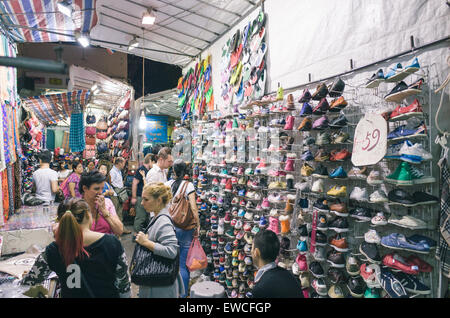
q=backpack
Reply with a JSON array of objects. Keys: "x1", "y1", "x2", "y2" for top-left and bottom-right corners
[{"x1": 168, "y1": 181, "x2": 196, "y2": 230}]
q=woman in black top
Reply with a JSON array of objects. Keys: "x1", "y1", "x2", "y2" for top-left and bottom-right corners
[{"x1": 21, "y1": 198, "x2": 131, "y2": 298}]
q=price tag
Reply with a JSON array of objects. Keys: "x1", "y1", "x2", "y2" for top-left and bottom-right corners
[{"x1": 352, "y1": 114, "x2": 387, "y2": 166}]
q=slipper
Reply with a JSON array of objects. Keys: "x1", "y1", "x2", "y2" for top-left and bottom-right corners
[
  {"x1": 242, "y1": 63, "x2": 252, "y2": 83},
  {"x1": 242, "y1": 22, "x2": 251, "y2": 48},
  {"x1": 250, "y1": 27, "x2": 265, "y2": 53},
  {"x1": 221, "y1": 83, "x2": 229, "y2": 97},
  {"x1": 230, "y1": 43, "x2": 243, "y2": 69},
  {"x1": 250, "y1": 42, "x2": 267, "y2": 68}
]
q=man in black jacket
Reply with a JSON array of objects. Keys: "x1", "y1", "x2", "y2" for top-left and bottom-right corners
[{"x1": 251, "y1": 229, "x2": 304, "y2": 298}]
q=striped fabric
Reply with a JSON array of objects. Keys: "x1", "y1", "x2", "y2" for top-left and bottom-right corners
[
  {"x1": 0, "y1": 0, "x2": 98, "y2": 43},
  {"x1": 437, "y1": 158, "x2": 450, "y2": 278},
  {"x1": 23, "y1": 89, "x2": 90, "y2": 125}
]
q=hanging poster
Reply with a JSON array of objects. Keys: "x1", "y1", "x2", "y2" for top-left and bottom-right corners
[
  {"x1": 144, "y1": 115, "x2": 168, "y2": 144},
  {"x1": 352, "y1": 114, "x2": 387, "y2": 166}
]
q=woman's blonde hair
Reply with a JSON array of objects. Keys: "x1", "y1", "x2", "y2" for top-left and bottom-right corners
[{"x1": 143, "y1": 182, "x2": 173, "y2": 206}]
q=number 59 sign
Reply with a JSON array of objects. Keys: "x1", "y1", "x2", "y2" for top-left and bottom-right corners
[{"x1": 352, "y1": 114, "x2": 388, "y2": 166}]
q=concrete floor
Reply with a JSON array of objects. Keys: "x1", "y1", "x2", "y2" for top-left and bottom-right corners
[{"x1": 119, "y1": 224, "x2": 139, "y2": 298}]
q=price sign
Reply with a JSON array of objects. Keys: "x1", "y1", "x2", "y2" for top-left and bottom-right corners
[{"x1": 352, "y1": 114, "x2": 387, "y2": 166}]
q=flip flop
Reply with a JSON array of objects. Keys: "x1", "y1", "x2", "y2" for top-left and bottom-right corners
[
  {"x1": 242, "y1": 63, "x2": 252, "y2": 83},
  {"x1": 250, "y1": 42, "x2": 267, "y2": 68},
  {"x1": 250, "y1": 27, "x2": 265, "y2": 53},
  {"x1": 242, "y1": 22, "x2": 251, "y2": 48}
]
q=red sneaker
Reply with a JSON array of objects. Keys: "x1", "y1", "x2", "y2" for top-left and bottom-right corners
[
  {"x1": 296, "y1": 253, "x2": 308, "y2": 272},
  {"x1": 390, "y1": 99, "x2": 423, "y2": 120},
  {"x1": 330, "y1": 149, "x2": 351, "y2": 161},
  {"x1": 406, "y1": 255, "x2": 433, "y2": 273},
  {"x1": 382, "y1": 253, "x2": 419, "y2": 275},
  {"x1": 225, "y1": 179, "x2": 233, "y2": 192}
]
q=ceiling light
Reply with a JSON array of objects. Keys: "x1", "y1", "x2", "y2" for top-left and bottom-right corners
[
  {"x1": 91, "y1": 83, "x2": 98, "y2": 92},
  {"x1": 76, "y1": 32, "x2": 90, "y2": 47},
  {"x1": 128, "y1": 37, "x2": 140, "y2": 51},
  {"x1": 93, "y1": 87, "x2": 101, "y2": 95},
  {"x1": 57, "y1": 0, "x2": 73, "y2": 18},
  {"x1": 142, "y1": 8, "x2": 156, "y2": 25}
]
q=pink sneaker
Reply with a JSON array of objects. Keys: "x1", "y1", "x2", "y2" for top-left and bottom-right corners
[
  {"x1": 261, "y1": 198, "x2": 270, "y2": 210},
  {"x1": 296, "y1": 254, "x2": 308, "y2": 272},
  {"x1": 284, "y1": 115, "x2": 295, "y2": 130},
  {"x1": 284, "y1": 158, "x2": 295, "y2": 172},
  {"x1": 267, "y1": 216, "x2": 280, "y2": 235}
]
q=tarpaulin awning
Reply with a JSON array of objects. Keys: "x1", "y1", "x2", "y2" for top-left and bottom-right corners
[
  {"x1": 0, "y1": 0, "x2": 98, "y2": 43},
  {"x1": 23, "y1": 89, "x2": 90, "y2": 125}
]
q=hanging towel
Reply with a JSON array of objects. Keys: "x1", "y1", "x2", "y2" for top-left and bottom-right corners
[
  {"x1": 1, "y1": 104, "x2": 11, "y2": 164},
  {"x1": 437, "y1": 158, "x2": 450, "y2": 278},
  {"x1": 6, "y1": 164, "x2": 13, "y2": 215},
  {"x1": 61, "y1": 131, "x2": 70, "y2": 153},
  {"x1": 54, "y1": 129, "x2": 64, "y2": 149},
  {"x1": 46, "y1": 129, "x2": 55, "y2": 150},
  {"x1": 69, "y1": 104, "x2": 85, "y2": 153}
]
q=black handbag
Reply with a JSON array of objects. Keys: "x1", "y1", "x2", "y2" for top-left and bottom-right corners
[{"x1": 129, "y1": 214, "x2": 180, "y2": 287}]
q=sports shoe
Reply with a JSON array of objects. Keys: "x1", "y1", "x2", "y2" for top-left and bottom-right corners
[
  {"x1": 364, "y1": 288, "x2": 381, "y2": 298},
  {"x1": 394, "y1": 272, "x2": 430, "y2": 295},
  {"x1": 328, "y1": 284, "x2": 345, "y2": 298},
  {"x1": 385, "y1": 161, "x2": 413, "y2": 185},
  {"x1": 309, "y1": 261, "x2": 325, "y2": 278},
  {"x1": 387, "y1": 122, "x2": 427, "y2": 141},
  {"x1": 301, "y1": 163, "x2": 314, "y2": 177},
  {"x1": 376, "y1": 267, "x2": 408, "y2": 298},
  {"x1": 367, "y1": 170, "x2": 383, "y2": 185},
  {"x1": 297, "y1": 117, "x2": 312, "y2": 131},
  {"x1": 371, "y1": 212, "x2": 388, "y2": 226},
  {"x1": 364, "y1": 229, "x2": 381, "y2": 244},
  {"x1": 406, "y1": 255, "x2": 433, "y2": 273},
  {"x1": 329, "y1": 149, "x2": 351, "y2": 161},
  {"x1": 365, "y1": 69, "x2": 385, "y2": 88},
  {"x1": 313, "y1": 198, "x2": 329, "y2": 213},
  {"x1": 329, "y1": 97, "x2": 348, "y2": 112},
  {"x1": 411, "y1": 191, "x2": 439, "y2": 206},
  {"x1": 315, "y1": 131, "x2": 331, "y2": 146},
  {"x1": 409, "y1": 165, "x2": 436, "y2": 184},
  {"x1": 407, "y1": 234, "x2": 436, "y2": 250},
  {"x1": 311, "y1": 83, "x2": 328, "y2": 101},
  {"x1": 261, "y1": 198, "x2": 270, "y2": 209},
  {"x1": 312, "y1": 278, "x2": 328, "y2": 296},
  {"x1": 327, "y1": 250, "x2": 346, "y2": 268},
  {"x1": 251, "y1": 225, "x2": 260, "y2": 235},
  {"x1": 328, "y1": 268, "x2": 347, "y2": 284},
  {"x1": 312, "y1": 163, "x2": 328, "y2": 178},
  {"x1": 399, "y1": 141, "x2": 432, "y2": 164},
  {"x1": 259, "y1": 216, "x2": 268, "y2": 228},
  {"x1": 347, "y1": 276, "x2": 366, "y2": 298},
  {"x1": 369, "y1": 189, "x2": 388, "y2": 203},
  {"x1": 317, "y1": 214, "x2": 328, "y2": 231},
  {"x1": 382, "y1": 253, "x2": 419, "y2": 275},
  {"x1": 301, "y1": 150, "x2": 314, "y2": 161},
  {"x1": 303, "y1": 136, "x2": 316, "y2": 146},
  {"x1": 299, "y1": 102, "x2": 313, "y2": 116},
  {"x1": 359, "y1": 241, "x2": 381, "y2": 263},
  {"x1": 385, "y1": 141, "x2": 407, "y2": 160},
  {"x1": 312, "y1": 115, "x2": 329, "y2": 130},
  {"x1": 312, "y1": 179, "x2": 324, "y2": 193},
  {"x1": 350, "y1": 187, "x2": 368, "y2": 202},
  {"x1": 380, "y1": 233, "x2": 430, "y2": 254},
  {"x1": 312, "y1": 246, "x2": 326, "y2": 261},
  {"x1": 329, "y1": 233, "x2": 349, "y2": 252},
  {"x1": 360, "y1": 263, "x2": 380, "y2": 288},
  {"x1": 267, "y1": 216, "x2": 280, "y2": 235},
  {"x1": 298, "y1": 88, "x2": 312, "y2": 103},
  {"x1": 331, "y1": 131, "x2": 350, "y2": 144},
  {"x1": 329, "y1": 166, "x2": 347, "y2": 179},
  {"x1": 297, "y1": 239, "x2": 308, "y2": 252},
  {"x1": 315, "y1": 232, "x2": 328, "y2": 247},
  {"x1": 390, "y1": 99, "x2": 423, "y2": 121},
  {"x1": 329, "y1": 200, "x2": 348, "y2": 217},
  {"x1": 326, "y1": 185, "x2": 347, "y2": 197},
  {"x1": 388, "y1": 214, "x2": 427, "y2": 230},
  {"x1": 312, "y1": 98, "x2": 329, "y2": 115},
  {"x1": 328, "y1": 114, "x2": 348, "y2": 128},
  {"x1": 346, "y1": 255, "x2": 360, "y2": 276},
  {"x1": 314, "y1": 148, "x2": 330, "y2": 162},
  {"x1": 328, "y1": 217, "x2": 349, "y2": 233},
  {"x1": 388, "y1": 188, "x2": 415, "y2": 206},
  {"x1": 296, "y1": 253, "x2": 308, "y2": 272}
]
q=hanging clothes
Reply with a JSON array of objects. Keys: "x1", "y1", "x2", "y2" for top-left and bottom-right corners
[
  {"x1": 2, "y1": 170, "x2": 9, "y2": 222},
  {"x1": 46, "y1": 129, "x2": 55, "y2": 151},
  {"x1": 1, "y1": 103, "x2": 11, "y2": 164},
  {"x1": 14, "y1": 159, "x2": 21, "y2": 210},
  {"x1": 69, "y1": 104, "x2": 85, "y2": 153},
  {"x1": 0, "y1": 101, "x2": 5, "y2": 172},
  {"x1": 54, "y1": 129, "x2": 64, "y2": 149},
  {"x1": 437, "y1": 158, "x2": 450, "y2": 278},
  {"x1": 6, "y1": 164, "x2": 13, "y2": 215}
]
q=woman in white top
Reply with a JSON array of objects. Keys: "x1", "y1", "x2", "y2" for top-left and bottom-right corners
[
  {"x1": 57, "y1": 161, "x2": 71, "y2": 183},
  {"x1": 165, "y1": 159, "x2": 199, "y2": 298}
]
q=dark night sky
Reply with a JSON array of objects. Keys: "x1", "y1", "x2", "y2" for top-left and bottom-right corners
[{"x1": 127, "y1": 55, "x2": 182, "y2": 99}]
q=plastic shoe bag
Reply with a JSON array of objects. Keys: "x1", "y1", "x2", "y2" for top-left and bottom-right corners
[{"x1": 186, "y1": 237, "x2": 207, "y2": 272}]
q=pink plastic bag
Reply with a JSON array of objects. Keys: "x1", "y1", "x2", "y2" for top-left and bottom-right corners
[{"x1": 186, "y1": 236, "x2": 207, "y2": 272}]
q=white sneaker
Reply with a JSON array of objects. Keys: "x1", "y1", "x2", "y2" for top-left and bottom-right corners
[
  {"x1": 295, "y1": 181, "x2": 310, "y2": 191},
  {"x1": 371, "y1": 212, "x2": 388, "y2": 226},
  {"x1": 312, "y1": 179, "x2": 324, "y2": 193},
  {"x1": 269, "y1": 209, "x2": 279, "y2": 217},
  {"x1": 387, "y1": 214, "x2": 428, "y2": 230},
  {"x1": 313, "y1": 246, "x2": 326, "y2": 261},
  {"x1": 399, "y1": 141, "x2": 432, "y2": 164},
  {"x1": 350, "y1": 187, "x2": 368, "y2": 202},
  {"x1": 292, "y1": 262, "x2": 300, "y2": 276},
  {"x1": 367, "y1": 170, "x2": 383, "y2": 185},
  {"x1": 364, "y1": 229, "x2": 381, "y2": 244},
  {"x1": 369, "y1": 190, "x2": 389, "y2": 203},
  {"x1": 244, "y1": 211, "x2": 254, "y2": 221},
  {"x1": 348, "y1": 167, "x2": 367, "y2": 180},
  {"x1": 385, "y1": 141, "x2": 406, "y2": 160}
]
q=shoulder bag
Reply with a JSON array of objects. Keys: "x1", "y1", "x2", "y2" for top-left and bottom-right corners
[
  {"x1": 114, "y1": 187, "x2": 129, "y2": 204},
  {"x1": 129, "y1": 214, "x2": 180, "y2": 286},
  {"x1": 168, "y1": 181, "x2": 196, "y2": 230}
]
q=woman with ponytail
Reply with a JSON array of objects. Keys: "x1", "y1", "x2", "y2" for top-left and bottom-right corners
[{"x1": 21, "y1": 198, "x2": 131, "y2": 298}]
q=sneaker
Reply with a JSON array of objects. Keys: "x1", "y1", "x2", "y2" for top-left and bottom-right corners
[
  {"x1": 312, "y1": 179, "x2": 324, "y2": 193},
  {"x1": 329, "y1": 200, "x2": 348, "y2": 217},
  {"x1": 331, "y1": 131, "x2": 350, "y2": 144},
  {"x1": 326, "y1": 185, "x2": 347, "y2": 197},
  {"x1": 328, "y1": 217, "x2": 349, "y2": 233},
  {"x1": 367, "y1": 170, "x2": 383, "y2": 185},
  {"x1": 329, "y1": 166, "x2": 347, "y2": 179},
  {"x1": 388, "y1": 188, "x2": 415, "y2": 206},
  {"x1": 312, "y1": 246, "x2": 326, "y2": 261},
  {"x1": 329, "y1": 233, "x2": 349, "y2": 252},
  {"x1": 297, "y1": 239, "x2": 308, "y2": 252},
  {"x1": 350, "y1": 187, "x2": 368, "y2": 202},
  {"x1": 364, "y1": 288, "x2": 381, "y2": 298},
  {"x1": 390, "y1": 99, "x2": 424, "y2": 121},
  {"x1": 313, "y1": 198, "x2": 329, "y2": 213},
  {"x1": 329, "y1": 149, "x2": 351, "y2": 161},
  {"x1": 387, "y1": 214, "x2": 427, "y2": 230},
  {"x1": 394, "y1": 272, "x2": 431, "y2": 295},
  {"x1": 327, "y1": 251, "x2": 345, "y2": 268},
  {"x1": 380, "y1": 233, "x2": 430, "y2": 254},
  {"x1": 385, "y1": 141, "x2": 407, "y2": 160},
  {"x1": 267, "y1": 216, "x2": 280, "y2": 235},
  {"x1": 387, "y1": 122, "x2": 427, "y2": 141},
  {"x1": 364, "y1": 229, "x2": 381, "y2": 244},
  {"x1": 406, "y1": 255, "x2": 433, "y2": 273},
  {"x1": 312, "y1": 278, "x2": 328, "y2": 296},
  {"x1": 312, "y1": 98, "x2": 329, "y2": 115},
  {"x1": 359, "y1": 241, "x2": 381, "y2": 264},
  {"x1": 328, "y1": 114, "x2": 348, "y2": 128},
  {"x1": 298, "y1": 88, "x2": 312, "y2": 103},
  {"x1": 299, "y1": 102, "x2": 313, "y2": 116},
  {"x1": 317, "y1": 214, "x2": 328, "y2": 231},
  {"x1": 312, "y1": 115, "x2": 329, "y2": 130},
  {"x1": 315, "y1": 231, "x2": 328, "y2": 247},
  {"x1": 328, "y1": 268, "x2": 347, "y2": 284},
  {"x1": 314, "y1": 148, "x2": 330, "y2": 162},
  {"x1": 301, "y1": 150, "x2": 314, "y2": 161},
  {"x1": 296, "y1": 254, "x2": 308, "y2": 272},
  {"x1": 346, "y1": 255, "x2": 360, "y2": 276},
  {"x1": 369, "y1": 189, "x2": 388, "y2": 203},
  {"x1": 399, "y1": 141, "x2": 432, "y2": 164},
  {"x1": 382, "y1": 253, "x2": 420, "y2": 275},
  {"x1": 376, "y1": 267, "x2": 408, "y2": 298},
  {"x1": 311, "y1": 164, "x2": 328, "y2": 178},
  {"x1": 301, "y1": 163, "x2": 314, "y2": 177},
  {"x1": 297, "y1": 117, "x2": 312, "y2": 131},
  {"x1": 259, "y1": 216, "x2": 268, "y2": 228},
  {"x1": 360, "y1": 263, "x2": 381, "y2": 288},
  {"x1": 309, "y1": 261, "x2": 325, "y2": 278},
  {"x1": 371, "y1": 212, "x2": 388, "y2": 226},
  {"x1": 365, "y1": 69, "x2": 385, "y2": 88},
  {"x1": 346, "y1": 276, "x2": 366, "y2": 298},
  {"x1": 328, "y1": 284, "x2": 345, "y2": 298},
  {"x1": 385, "y1": 161, "x2": 413, "y2": 185},
  {"x1": 407, "y1": 234, "x2": 436, "y2": 250},
  {"x1": 409, "y1": 165, "x2": 435, "y2": 184},
  {"x1": 303, "y1": 136, "x2": 316, "y2": 146}
]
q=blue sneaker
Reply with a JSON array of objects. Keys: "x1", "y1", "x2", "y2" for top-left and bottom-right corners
[
  {"x1": 329, "y1": 166, "x2": 347, "y2": 179},
  {"x1": 394, "y1": 272, "x2": 430, "y2": 295},
  {"x1": 380, "y1": 233, "x2": 430, "y2": 254},
  {"x1": 297, "y1": 239, "x2": 308, "y2": 252},
  {"x1": 376, "y1": 267, "x2": 408, "y2": 298},
  {"x1": 201, "y1": 203, "x2": 208, "y2": 211},
  {"x1": 259, "y1": 216, "x2": 268, "y2": 228},
  {"x1": 387, "y1": 123, "x2": 427, "y2": 140},
  {"x1": 224, "y1": 242, "x2": 233, "y2": 254},
  {"x1": 365, "y1": 69, "x2": 385, "y2": 88},
  {"x1": 300, "y1": 102, "x2": 313, "y2": 117},
  {"x1": 238, "y1": 209, "x2": 246, "y2": 218},
  {"x1": 404, "y1": 57, "x2": 420, "y2": 73},
  {"x1": 384, "y1": 63, "x2": 403, "y2": 81},
  {"x1": 385, "y1": 140, "x2": 412, "y2": 159},
  {"x1": 238, "y1": 188, "x2": 246, "y2": 197},
  {"x1": 407, "y1": 234, "x2": 436, "y2": 250},
  {"x1": 239, "y1": 113, "x2": 246, "y2": 120},
  {"x1": 301, "y1": 150, "x2": 314, "y2": 161}
]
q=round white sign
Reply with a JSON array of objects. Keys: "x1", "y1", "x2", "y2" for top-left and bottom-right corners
[{"x1": 352, "y1": 114, "x2": 388, "y2": 166}]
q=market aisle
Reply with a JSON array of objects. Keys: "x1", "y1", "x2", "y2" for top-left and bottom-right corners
[{"x1": 120, "y1": 225, "x2": 139, "y2": 298}]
